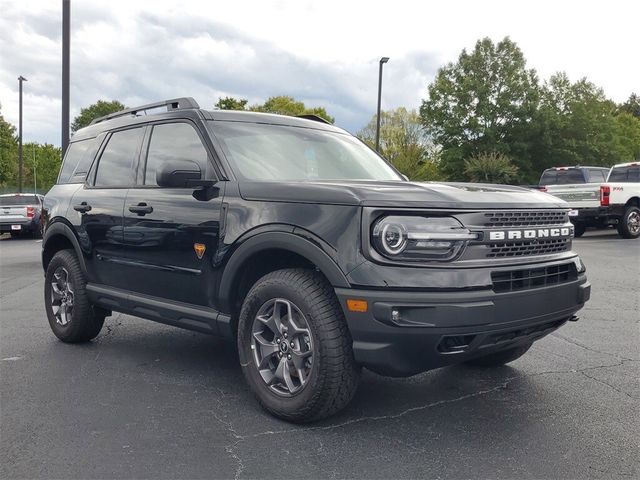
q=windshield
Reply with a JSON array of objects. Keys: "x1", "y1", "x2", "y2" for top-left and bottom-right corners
[
  {"x1": 0, "y1": 195, "x2": 39, "y2": 206},
  {"x1": 211, "y1": 121, "x2": 403, "y2": 182},
  {"x1": 608, "y1": 165, "x2": 640, "y2": 182},
  {"x1": 540, "y1": 169, "x2": 586, "y2": 185}
]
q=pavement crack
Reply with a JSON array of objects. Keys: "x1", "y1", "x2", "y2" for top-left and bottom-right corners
[
  {"x1": 212, "y1": 390, "x2": 246, "y2": 480},
  {"x1": 579, "y1": 369, "x2": 637, "y2": 400},
  {"x1": 551, "y1": 332, "x2": 634, "y2": 361}
]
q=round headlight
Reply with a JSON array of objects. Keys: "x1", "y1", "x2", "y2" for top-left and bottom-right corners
[{"x1": 380, "y1": 222, "x2": 408, "y2": 255}]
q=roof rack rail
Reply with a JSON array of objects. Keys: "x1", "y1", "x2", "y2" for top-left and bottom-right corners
[
  {"x1": 89, "y1": 97, "x2": 200, "y2": 125},
  {"x1": 296, "y1": 114, "x2": 332, "y2": 125}
]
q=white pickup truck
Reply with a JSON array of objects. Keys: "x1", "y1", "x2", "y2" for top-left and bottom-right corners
[
  {"x1": 539, "y1": 166, "x2": 611, "y2": 237},
  {"x1": 600, "y1": 162, "x2": 640, "y2": 239}
]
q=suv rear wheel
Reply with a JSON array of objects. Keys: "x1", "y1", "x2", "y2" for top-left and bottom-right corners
[
  {"x1": 237, "y1": 268, "x2": 360, "y2": 423},
  {"x1": 44, "y1": 249, "x2": 105, "y2": 342},
  {"x1": 617, "y1": 205, "x2": 640, "y2": 239}
]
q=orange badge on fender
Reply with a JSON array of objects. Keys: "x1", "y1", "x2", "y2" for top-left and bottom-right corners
[{"x1": 194, "y1": 243, "x2": 206, "y2": 259}]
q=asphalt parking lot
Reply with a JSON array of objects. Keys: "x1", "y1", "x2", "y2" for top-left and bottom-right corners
[{"x1": 1, "y1": 230, "x2": 638, "y2": 479}]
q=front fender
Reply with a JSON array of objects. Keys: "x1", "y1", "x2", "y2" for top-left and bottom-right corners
[{"x1": 218, "y1": 230, "x2": 350, "y2": 313}]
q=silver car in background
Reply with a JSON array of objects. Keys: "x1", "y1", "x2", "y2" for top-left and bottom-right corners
[{"x1": 0, "y1": 193, "x2": 44, "y2": 238}]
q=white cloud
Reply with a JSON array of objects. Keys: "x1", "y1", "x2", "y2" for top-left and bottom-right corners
[{"x1": 0, "y1": 0, "x2": 638, "y2": 146}]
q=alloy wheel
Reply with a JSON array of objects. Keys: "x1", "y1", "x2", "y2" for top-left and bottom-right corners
[
  {"x1": 50, "y1": 266, "x2": 74, "y2": 326},
  {"x1": 627, "y1": 211, "x2": 640, "y2": 235},
  {"x1": 250, "y1": 298, "x2": 314, "y2": 396}
]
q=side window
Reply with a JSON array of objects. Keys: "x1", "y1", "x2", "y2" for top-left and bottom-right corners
[
  {"x1": 58, "y1": 138, "x2": 98, "y2": 184},
  {"x1": 94, "y1": 128, "x2": 144, "y2": 187},
  {"x1": 588, "y1": 169, "x2": 606, "y2": 183},
  {"x1": 143, "y1": 123, "x2": 209, "y2": 186}
]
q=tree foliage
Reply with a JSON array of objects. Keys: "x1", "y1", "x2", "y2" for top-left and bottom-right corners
[
  {"x1": 215, "y1": 95, "x2": 335, "y2": 123},
  {"x1": 215, "y1": 97, "x2": 248, "y2": 111},
  {"x1": 619, "y1": 93, "x2": 640, "y2": 118},
  {"x1": 464, "y1": 152, "x2": 519, "y2": 183},
  {"x1": 530, "y1": 73, "x2": 640, "y2": 168},
  {"x1": 0, "y1": 106, "x2": 18, "y2": 186},
  {"x1": 420, "y1": 37, "x2": 539, "y2": 180},
  {"x1": 71, "y1": 100, "x2": 126, "y2": 133},
  {"x1": 357, "y1": 107, "x2": 440, "y2": 180}
]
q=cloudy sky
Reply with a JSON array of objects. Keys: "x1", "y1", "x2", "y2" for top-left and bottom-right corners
[{"x1": 1, "y1": 0, "x2": 638, "y2": 146}]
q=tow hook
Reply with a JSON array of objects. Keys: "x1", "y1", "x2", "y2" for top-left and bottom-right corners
[{"x1": 569, "y1": 315, "x2": 579, "y2": 322}]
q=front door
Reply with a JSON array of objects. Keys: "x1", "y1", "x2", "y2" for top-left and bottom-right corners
[
  {"x1": 69, "y1": 126, "x2": 145, "y2": 287},
  {"x1": 119, "y1": 121, "x2": 223, "y2": 307}
]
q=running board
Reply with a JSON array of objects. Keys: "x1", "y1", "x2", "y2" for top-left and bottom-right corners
[{"x1": 86, "y1": 284, "x2": 233, "y2": 338}]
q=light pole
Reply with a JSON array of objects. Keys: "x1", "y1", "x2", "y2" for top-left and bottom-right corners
[
  {"x1": 375, "y1": 57, "x2": 389, "y2": 152},
  {"x1": 62, "y1": 0, "x2": 70, "y2": 155},
  {"x1": 18, "y1": 75, "x2": 27, "y2": 193}
]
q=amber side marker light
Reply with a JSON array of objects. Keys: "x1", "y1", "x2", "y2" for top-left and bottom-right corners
[{"x1": 346, "y1": 299, "x2": 368, "y2": 312}]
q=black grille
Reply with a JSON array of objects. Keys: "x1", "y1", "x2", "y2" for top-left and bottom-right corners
[
  {"x1": 492, "y1": 263, "x2": 577, "y2": 293},
  {"x1": 483, "y1": 211, "x2": 568, "y2": 227},
  {"x1": 487, "y1": 238, "x2": 569, "y2": 258}
]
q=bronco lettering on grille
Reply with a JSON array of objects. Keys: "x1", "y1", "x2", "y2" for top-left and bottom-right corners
[{"x1": 489, "y1": 227, "x2": 571, "y2": 241}]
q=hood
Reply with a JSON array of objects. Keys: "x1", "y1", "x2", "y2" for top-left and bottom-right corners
[{"x1": 239, "y1": 180, "x2": 568, "y2": 209}]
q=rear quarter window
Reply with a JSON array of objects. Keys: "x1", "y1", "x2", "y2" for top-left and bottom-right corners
[{"x1": 58, "y1": 138, "x2": 100, "y2": 184}]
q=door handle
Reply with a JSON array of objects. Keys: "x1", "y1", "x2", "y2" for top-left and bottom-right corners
[
  {"x1": 129, "y1": 203, "x2": 153, "y2": 216},
  {"x1": 73, "y1": 202, "x2": 92, "y2": 213}
]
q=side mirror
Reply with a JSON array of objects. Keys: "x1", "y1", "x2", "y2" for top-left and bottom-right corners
[{"x1": 156, "y1": 160, "x2": 202, "y2": 188}]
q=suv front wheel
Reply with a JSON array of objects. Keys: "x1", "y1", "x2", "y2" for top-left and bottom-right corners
[
  {"x1": 44, "y1": 250, "x2": 105, "y2": 343},
  {"x1": 237, "y1": 269, "x2": 360, "y2": 423}
]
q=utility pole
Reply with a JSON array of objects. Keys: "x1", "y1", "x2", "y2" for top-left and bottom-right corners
[
  {"x1": 62, "y1": 0, "x2": 70, "y2": 155},
  {"x1": 18, "y1": 75, "x2": 27, "y2": 193},
  {"x1": 375, "y1": 57, "x2": 389, "y2": 152}
]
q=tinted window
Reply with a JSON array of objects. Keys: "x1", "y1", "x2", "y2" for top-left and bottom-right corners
[
  {"x1": 608, "y1": 165, "x2": 640, "y2": 182},
  {"x1": 588, "y1": 169, "x2": 606, "y2": 183},
  {"x1": 539, "y1": 169, "x2": 586, "y2": 185},
  {"x1": 58, "y1": 139, "x2": 98, "y2": 184},
  {"x1": 94, "y1": 128, "x2": 144, "y2": 187},
  {"x1": 144, "y1": 123, "x2": 208, "y2": 186},
  {"x1": 212, "y1": 121, "x2": 402, "y2": 181},
  {"x1": 0, "y1": 195, "x2": 39, "y2": 206}
]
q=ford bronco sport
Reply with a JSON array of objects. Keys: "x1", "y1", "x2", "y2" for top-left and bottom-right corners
[{"x1": 42, "y1": 98, "x2": 591, "y2": 422}]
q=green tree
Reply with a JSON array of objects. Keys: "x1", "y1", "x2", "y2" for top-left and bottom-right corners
[
  {"x1": 71, "y1": 100, "x2": 126, "y2": 133},
  {"x1": 0, "y1": 105, "x2": 18, "y2": 186},
  {"x1": 463, "y1": 152, "x2": 519, "y2": 183},
  {"x1": 357, "y1": 107, "x2": 441, "y2": 180},
  {"x1": 530, "y1": 73, "x2": 640, "y2": 168},
  {"x1": 250, "y1": 96, "x2": 334, "y2": 123},
  {"x1": 215, "y1": 96, "x2": 248, "y2": 110},
  {"x1": 420, "y1": 37, "x2": 539, "y2": 180},
  {"x1": 618, "y1": 93, "x2": 640, "y2": 118},
  {"x1": 22, "y1": 142, "x2": 62, "y2": 193}
]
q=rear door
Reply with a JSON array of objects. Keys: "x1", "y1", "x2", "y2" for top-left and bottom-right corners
[
  {"x1": 69, "y1": 126, "x2": 145, "y2": 286},
  {"x1": 119, "y1": 121, "x2": 224, "y2": 307}
]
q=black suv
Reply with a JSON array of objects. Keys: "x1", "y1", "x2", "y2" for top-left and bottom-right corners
[{"x1": 42, "y1": 98, "x2": 591, "y2": 422}]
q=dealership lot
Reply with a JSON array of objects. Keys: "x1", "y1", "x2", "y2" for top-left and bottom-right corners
[{"x1": 1, "y1": 231, "x2": 638, "y2": 479}]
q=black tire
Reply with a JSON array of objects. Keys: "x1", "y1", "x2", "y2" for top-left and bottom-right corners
[
  {"x1": 44, "y1": 249, "x2": 105, "y2": 343},
  {"x1": 573, "y1": 223, "x2": 586, "y2": 238},
  {"x1": 237, "y1": 268, "x2": 360, "y2": 423},
  {"x1": 464, "y1": 343, "x2": 532, "y2": 367},
  {"x1": 617, "y1": 205, "x2": 640, "y2": 239}
]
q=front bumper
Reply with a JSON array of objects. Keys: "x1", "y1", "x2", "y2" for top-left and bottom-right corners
[{"x1": 336, "y1": 275, "x2": 590, "y2": 377}]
